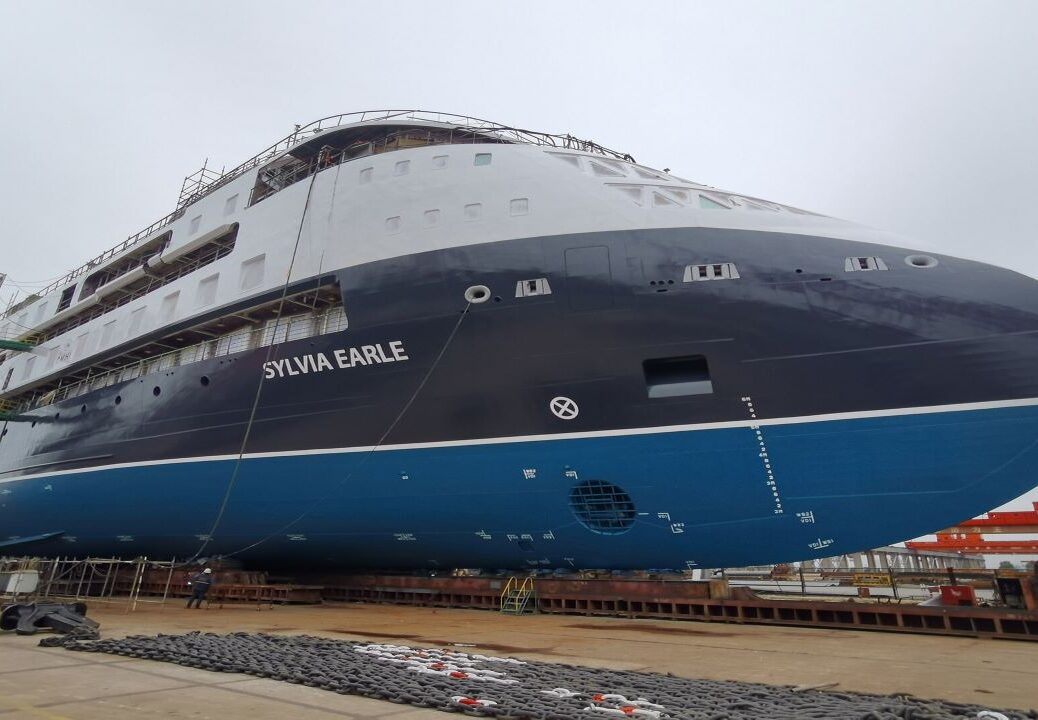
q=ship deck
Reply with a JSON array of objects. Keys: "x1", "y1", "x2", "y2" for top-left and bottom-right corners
[{"x1": 2, "y1": 602, "x2": 1036, "y2": 717}]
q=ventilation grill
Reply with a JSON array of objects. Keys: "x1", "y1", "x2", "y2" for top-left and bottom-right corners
[
  {"x1": 684, "y1": 263, "x2": 740, "y2": 282},
  {"x1": 845, "y1": 257, "x2": 888, "y2": 272},
  {"x1": 515, "y1": 278, "x2": 552, "y2": 297},
  {"x1": 569, "y1": 479, "x2": 636, "y2": 534}
]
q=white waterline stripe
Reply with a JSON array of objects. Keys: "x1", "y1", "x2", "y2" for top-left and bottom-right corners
[{"x1": 5, "y1": 396, "x2": 1038, "y2": 484}]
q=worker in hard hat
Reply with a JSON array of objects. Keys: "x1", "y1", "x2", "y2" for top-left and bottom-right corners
[{"x1": 186, "y1": 568, "x2": 215, "y2": 609}]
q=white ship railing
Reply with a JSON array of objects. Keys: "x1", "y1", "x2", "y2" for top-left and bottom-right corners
[
  {"x1": 6, "y1": 111, "x2": 631, "y2": 316},
  {"x1": 16, "y1": 306, "x2": 347, "y2": 413},
  {"x1": 182, "y1": 110, "x2": 634, "y2": 207},
  {"x1": 12, "y1": 209, "x2": 185, "y2": 312}
]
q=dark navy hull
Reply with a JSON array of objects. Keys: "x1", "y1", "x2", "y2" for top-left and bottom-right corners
[{"x1": 2, "y1": 227, "x2": 1038, "y2": 568}]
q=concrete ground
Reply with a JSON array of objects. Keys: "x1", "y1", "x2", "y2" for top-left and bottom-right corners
[{"x1": 1, "y1": 600, "x2": 1036, "y2": 718}]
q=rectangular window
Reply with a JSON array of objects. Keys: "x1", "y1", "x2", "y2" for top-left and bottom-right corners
[
  {"x1": 57, "y1": 285, "x2": 76, "y2": 313},
  {"x1": 2, "y1": 367, "x2": 12, "y2": 390},
  {"x1": 128, "y1": 306, "x2": 147, "y2": 337},
  {"x1": 100, "y1": 320, "x2": 117, "y2": 348},
  {"x1": 239, "y1": 254, "x2": 266, "y2": 291},
  {"x1": 643, "y1": 355, "x2": 713, "y2": 398},
  {"x1": 74, "y1": 332, "x2": 90, "y2": 360},
  {"x1": 23, "y1": 355, "x2": 36, "y2": 380},
  {"x1": 160, "y1": 291, "x2": 180, "y2": 323},
  {"x1": 224, "y1": 194, "x2": 239, "y2": 216},
  {"x1": 196, "y1": 274, "x2": 219, "y2": 307},
  {"x1": 474, "y1": 153, "x2": 492, "y2": 166}
]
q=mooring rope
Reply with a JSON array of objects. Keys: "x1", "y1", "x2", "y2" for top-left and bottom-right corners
[
  {"x1": 190, "y1": 163, "x2": 327, "y2": 561},
  {"x1": 223, "y1": 298, "x2": 472, "y2": 558}
]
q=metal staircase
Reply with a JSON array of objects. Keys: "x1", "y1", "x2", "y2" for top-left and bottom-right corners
[{"x1": 499, "y1": 576, "x2": 535, "y2": 615}]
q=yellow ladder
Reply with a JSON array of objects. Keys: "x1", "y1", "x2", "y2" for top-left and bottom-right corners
[{"x1": 500, "y1": 576, "x2": 535, "y2": 615}]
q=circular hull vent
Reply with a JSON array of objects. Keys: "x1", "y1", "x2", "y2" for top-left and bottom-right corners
[{"x1": 569, "y1": 479, "x2": 636, "y2": 534}]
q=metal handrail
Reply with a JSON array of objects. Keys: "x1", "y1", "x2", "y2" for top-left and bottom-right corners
[
  {"x1": 8, "y1": 111, "x2": 631, "y2": 319},
  {"x1": 10, "y1": 306, "x2": 347, "y2": 413},
  {"x1": 17, "y1": 209, "x2": 185, "y2": 308},
  {"x1": 180, "y1": 109, "x2": 634, "y2": 208}
]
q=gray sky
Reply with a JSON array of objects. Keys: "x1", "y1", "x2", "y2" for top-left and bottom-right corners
[{"x1": 1, "y1": 1, "x2": 1037, "y2": 521}]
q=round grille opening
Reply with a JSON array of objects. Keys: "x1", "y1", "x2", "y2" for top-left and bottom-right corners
[{"x1": 569, "y1": 479, "x2": 636, "y2": 534}]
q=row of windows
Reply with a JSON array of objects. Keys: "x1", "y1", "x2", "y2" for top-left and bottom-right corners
[
  {"x1": 188, "y1": 192, "x2": 239, "y2": 235},
  {"x1": 385, "y1": 196, "x2": 529, "y2": 233},
  {"x1": 360, "y1": 151, "x2": 493, "y2": 184}
]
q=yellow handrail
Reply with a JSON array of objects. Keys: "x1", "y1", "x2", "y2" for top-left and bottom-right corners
[{"x1": 500, "y1": 576, "x2": 517, "y2": 606}]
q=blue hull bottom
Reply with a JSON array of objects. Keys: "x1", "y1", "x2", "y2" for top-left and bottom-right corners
[{"x1": 4, "y1": 402, "x2": 1038, "y2": 569}]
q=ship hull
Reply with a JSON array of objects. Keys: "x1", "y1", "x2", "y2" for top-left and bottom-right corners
[
  {"x1": 4, "y1": 402, "x2": 1038, "y2": 569},
  {"x1": 3, "y1": 226, "x2": 1038, "y2": 568}
]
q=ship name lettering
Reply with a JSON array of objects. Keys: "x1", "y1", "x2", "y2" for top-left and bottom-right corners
[{"x1": 263, "y1": 340, "x2": 410, "y2": 379}]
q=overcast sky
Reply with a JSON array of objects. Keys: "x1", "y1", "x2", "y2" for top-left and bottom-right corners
[{"x1": 1, "y1": 1, "x2": 1036, "y2": 523}]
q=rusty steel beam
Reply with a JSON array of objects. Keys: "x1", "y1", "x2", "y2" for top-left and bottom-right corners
[{"x1": 316, "y1": 574, "x2": 1038, "y2": 641}]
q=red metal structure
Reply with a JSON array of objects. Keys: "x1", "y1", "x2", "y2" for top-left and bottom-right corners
[
  {"x1": 906, "y1": 503, "x2": 1038, "y2": 553},
  {"x1": 939, "y1": 502, "x2": 1038, "y2": 534}
]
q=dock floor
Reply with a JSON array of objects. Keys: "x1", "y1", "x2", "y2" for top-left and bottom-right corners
[{"x1": 1, "y1": 602, "x2": 1036, "y2": 717}]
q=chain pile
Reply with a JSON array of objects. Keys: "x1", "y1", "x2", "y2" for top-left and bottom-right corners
[{"x1": 57, "y1": 633, "x2": 1035, "y2": 720}]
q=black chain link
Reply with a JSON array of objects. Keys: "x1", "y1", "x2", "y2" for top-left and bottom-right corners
[{"x1": 49, "y1": 633, "x2": 1035, "y2": 720}]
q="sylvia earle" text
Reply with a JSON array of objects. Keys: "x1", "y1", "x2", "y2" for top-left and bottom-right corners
[{"x1": 263, "y1": 340, "x2": 409, "y2": 379}]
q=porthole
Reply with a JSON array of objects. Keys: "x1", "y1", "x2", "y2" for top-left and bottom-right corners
[
  {"x1": 569, "y1": 479, "x2": 637, "y2": 535},
  {"x1": 200, "y1": 375, "x2": 211, "y2": 387},
  {"x1": 152, "y1": 386, "x2": 161, "y2": 397},
  {"x1": 905, "y1": 254, "x2": 938, "y2": 268},
  {"x1": 464, "y1": 285, "x2": 491, "y2": 304},
  {"x1": 115, "y1": 395, "x2": 122, "y2": 405}
]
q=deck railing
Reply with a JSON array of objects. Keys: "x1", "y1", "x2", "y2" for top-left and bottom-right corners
[
  {"x1": 6, "y1": 111, "x2": 632, "y2": 320},
  {"x1": 13, "y1": 306, "x2": 347, "y2": 414},
  {"x1": 13, "y1": 209, "x2": 185, "y2": 311}
]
